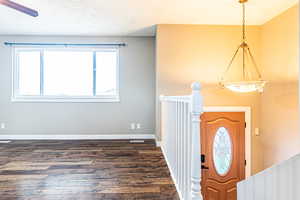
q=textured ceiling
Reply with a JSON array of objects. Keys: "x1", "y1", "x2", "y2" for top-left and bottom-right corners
[{"x1": 0, "y1": 0, "x2": 297, "y2": 36}]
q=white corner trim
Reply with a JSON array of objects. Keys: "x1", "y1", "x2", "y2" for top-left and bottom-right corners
[
  {"x1": 0, "y1": 134, "x2": 155, "y2": 140},
  {"x1": 203, "y1": 106, "x2": 252, "y2": 178}
]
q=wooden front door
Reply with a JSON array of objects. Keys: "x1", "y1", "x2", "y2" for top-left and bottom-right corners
[{"x1": 200, "y1": 112, "x2": 245, "y2": 200}]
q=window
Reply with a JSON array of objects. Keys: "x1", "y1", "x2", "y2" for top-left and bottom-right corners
[
  {"x1": 213, "y1": 127, "x2": 232, "y2": 176},
  {"x1": 12, "y1": 48, "x2": 119, "y2": 102}
]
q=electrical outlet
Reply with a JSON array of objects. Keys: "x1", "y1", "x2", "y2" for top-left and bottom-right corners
[
  {"x1": 0, "y1": 123, "x2": 5, "y2": 129},
  {"x1": 136, "y1": 123, "x2": 141, "y2": 129},
  {"x1": 130, "y1": 123, "x2": 136, "y2": 130}
]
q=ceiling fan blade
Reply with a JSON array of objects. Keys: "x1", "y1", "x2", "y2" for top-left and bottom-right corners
[{"x1": 0, "y1": 0, "x2": 38, "y2": 17}]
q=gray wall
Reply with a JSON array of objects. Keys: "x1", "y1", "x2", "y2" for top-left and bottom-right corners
[{"x1": 0, "y1": 36, "x2": 155, "y2": 135}]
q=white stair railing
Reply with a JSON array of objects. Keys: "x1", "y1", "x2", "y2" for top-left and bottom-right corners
[
  {"x1": 237, "y1": 153, "x2": 300, "y2": 200},
  {"x1": 160, "y1": 82, "x2": 203, "y2": 200}
]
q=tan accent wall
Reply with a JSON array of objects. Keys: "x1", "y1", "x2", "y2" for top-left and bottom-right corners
[
  {"x1": 156, "y1": 24, "x2": 264, "y2": 174},
  {"x1": 260, "y1": 5, "x2": 300, "y2": 168},
  {"x1": 156, "y1": 4, "x2": 299, "y2": 174},
  {"x1": 260, "y1": 5, "x2": 299, "y2": 82},
  {"x1": 260, "y1": 82, "x2": 299, "y2": 168}
]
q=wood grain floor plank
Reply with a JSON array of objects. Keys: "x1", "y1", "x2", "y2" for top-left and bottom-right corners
[{"x1": 0, "y1": 140, "x2": 179, "y2": 200}]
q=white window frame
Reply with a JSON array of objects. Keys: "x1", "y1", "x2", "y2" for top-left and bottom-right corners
[{"x1": 12, "y1": 47, "x2": 120, "y2": 103}]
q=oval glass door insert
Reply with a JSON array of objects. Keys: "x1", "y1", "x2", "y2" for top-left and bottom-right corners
[{"x1": 213, "y1": 127, "x2": 232, "y2": 176}]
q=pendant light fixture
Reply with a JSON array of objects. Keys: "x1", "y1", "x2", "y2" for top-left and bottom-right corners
[{"x1": 220, "y1": 0, "x2": 266, "y2": 93}]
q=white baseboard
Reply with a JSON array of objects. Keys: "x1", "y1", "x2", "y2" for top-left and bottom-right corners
[
  {"x1": 160, "y1": 145, "x2": 183, "y2": 200},
  {"x1": 0, "y1": 134, "x2": 155, "y2": 140}
]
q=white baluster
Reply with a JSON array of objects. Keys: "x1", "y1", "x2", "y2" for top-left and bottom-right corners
[
  {"x1": 183, "y1": 102, "x2": 187, "y2": 199},
  {"x1": 178, "y1": 102, "x2": 181, "y2": 192},
  {"x1": 278, "y1": 161, "x2": 290, "y2": 200},
  {"x1": 293, "y1": 154, "x2": 300, "y2": 199},
  {"x1": 187, "y1": 104, "x2": 192, "y2": 200},
  {"x1": 190, "y1": 82, "x2": 203, "y2": 200},
  {"x1": 264, "y1": 167, "x2": 275, "y2": 200},
  {"x1": 175, "y1": 101, "x2": 179, "y2": 180},
  {"x1": 237, "y1": 181, "x2": 245, "y2": 200},
  {"x1": 253, "y1": 171, "x2": 264, "y2": 199},
  {"x1": 245, "y1": 177, "x2": 254, "y2": 200},
  {"x1": 287, "y1": 158, "x2": 293, "y2": 200},
  {"x1": 180, "y1": 101, "x2": 183, "y2": 194}
]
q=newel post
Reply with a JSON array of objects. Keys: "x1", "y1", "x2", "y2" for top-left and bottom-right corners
[{"x1": 190, "y1": 82, "x2": 203, "y2": 200}]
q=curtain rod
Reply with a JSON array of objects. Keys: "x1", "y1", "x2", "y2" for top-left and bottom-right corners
[{"x1": 4, "y1": 42, "x2": 126, "y2": 47}]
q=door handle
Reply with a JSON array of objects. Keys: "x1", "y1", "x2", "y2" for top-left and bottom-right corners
[{"x1": 201, "y1": 165, "x2": 209, "y2": 170}]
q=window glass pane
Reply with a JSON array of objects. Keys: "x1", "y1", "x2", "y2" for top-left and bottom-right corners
[
  {"x1": 213, "y1": 127, "x2": 232, "y2": 176},
  {"x1": 18, "y1": 51, "x2": 41, "y2": 95},
  {"x1": 44, "y1": 51, "x2": 93, "y2": 96},
  {"x1": 96, "y1": 51, "x2": 117, "y2": 95}
]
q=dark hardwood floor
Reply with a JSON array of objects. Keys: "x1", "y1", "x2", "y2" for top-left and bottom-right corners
[{"x1": 0, "y1": 140, "x2": 179, "y2": 200}]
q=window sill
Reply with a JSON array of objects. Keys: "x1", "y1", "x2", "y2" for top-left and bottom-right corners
[{"x1": 11, "y1": 96, "x2": 120, "y2": 103}]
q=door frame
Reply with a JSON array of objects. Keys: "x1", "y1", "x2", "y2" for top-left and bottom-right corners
[{"x1": 202, "y1": 106, "x2": 251, "y2": 178}]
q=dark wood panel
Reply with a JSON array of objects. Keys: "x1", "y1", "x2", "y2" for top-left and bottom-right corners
[{"x1": 0, "y1": 140, "x2": 179, "y2": 200}]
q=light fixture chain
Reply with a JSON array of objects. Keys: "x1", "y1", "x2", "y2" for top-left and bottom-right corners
[
  {"x1": 244, "y1": 49, "x2": 252, "y2": 80},
  {"x1": 242, "y1": 3, "x2": 246, "y2": 42},
  {"x1": 242, "y1": 2, "x2": 246, "y2": 80},
  {"x1": 247, "y1": 47, "x2": 263, "y2": 79},
  {"x1": 221, "y1": 45, "x2": 241, "y2": 81}
]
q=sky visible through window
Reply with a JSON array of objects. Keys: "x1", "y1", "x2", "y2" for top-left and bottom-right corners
[
  {"x1": 44, "y1": 51, "x2": 93, "y2": 96},
  {"x1": 19, "y1": 51, "x2": 40, "y2": 96},
  {"x1": 17, "y1": 49, "x2": 118, "y2": 98}
]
